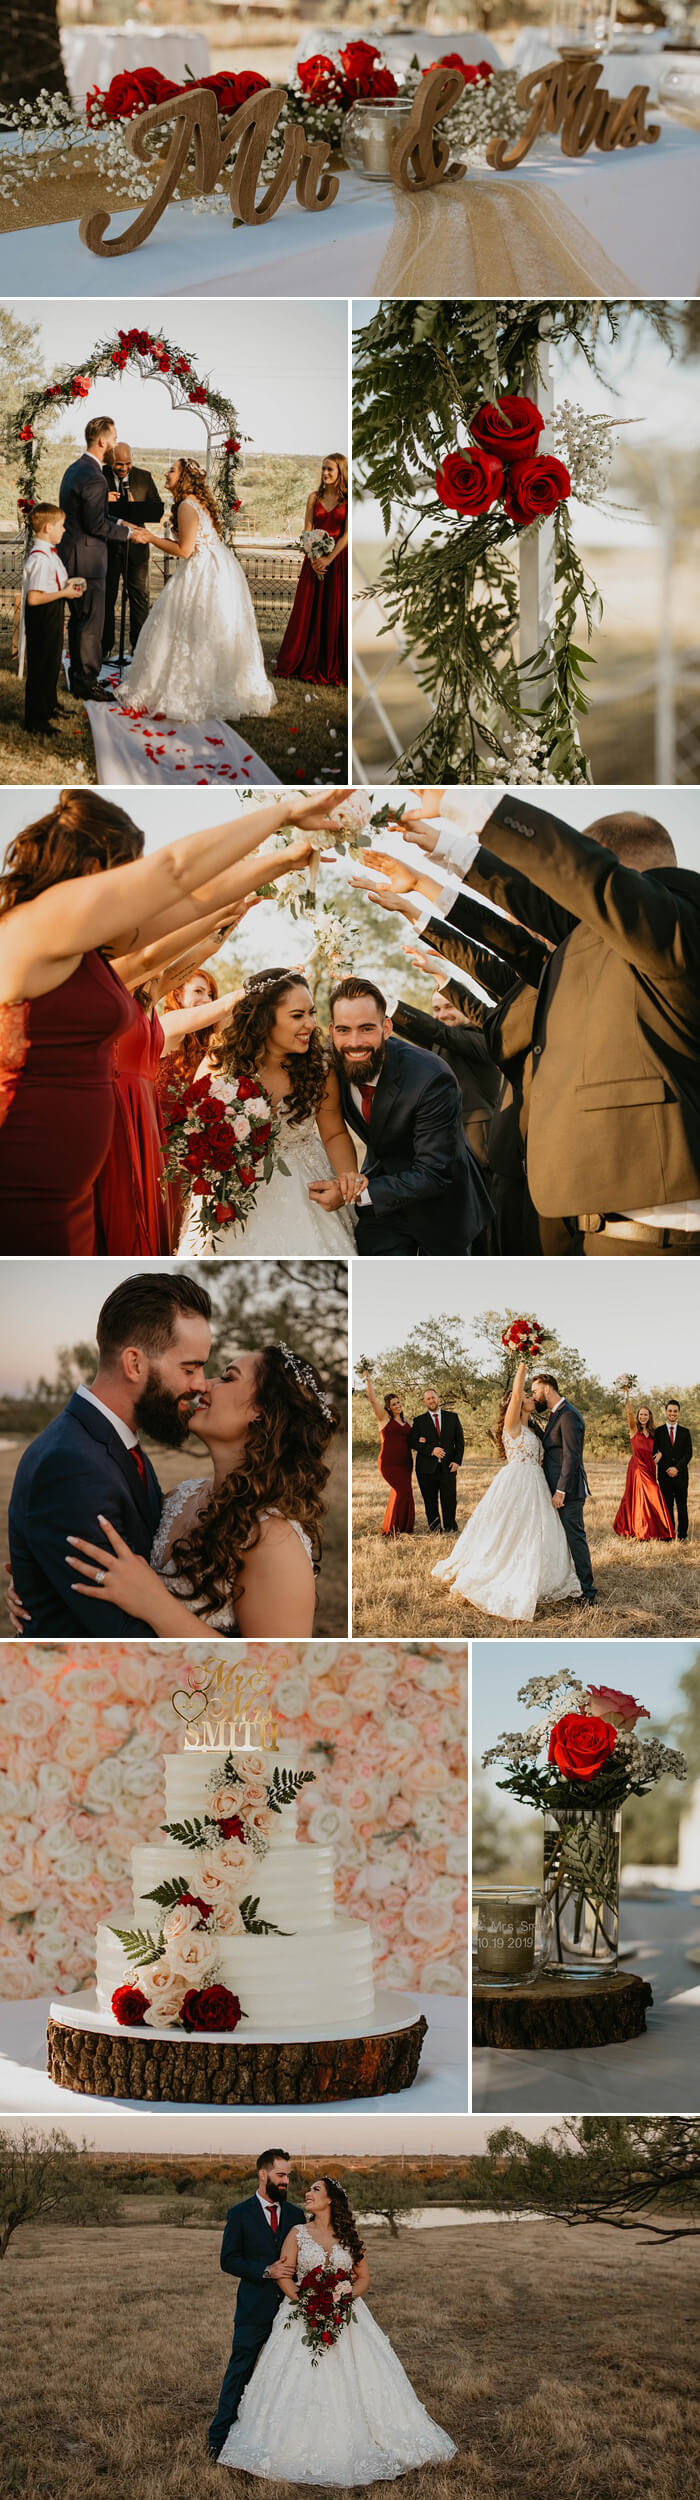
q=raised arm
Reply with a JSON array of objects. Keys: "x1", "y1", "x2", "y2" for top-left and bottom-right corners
[
  {"x1": 415, "y1": 911, "x2": 518, "y2": 1005},
  {"x1": 429, "y1": 889, "x2": 548, "y2": 991},
  {"x1": 626, "y1": 1394, "x2": 636, "y2": 1444},
  {"x1": 504, "y1": 1359, "x2": 527, "y2": 1441},
  {"x1": 480, "y1": 799, "x2": 700, "y2": 987},
  {"x1": 360, "y1": 1370, "x2": 386, "y2": 1431}
]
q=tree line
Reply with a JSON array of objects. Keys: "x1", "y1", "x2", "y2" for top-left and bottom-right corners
[{"x1": 352, "y1": 1313, "x2": 700, "y2": 1460}]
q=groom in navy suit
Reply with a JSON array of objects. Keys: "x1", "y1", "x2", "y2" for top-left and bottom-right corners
[
  {"x1": 314, "y1": 975, "x2": 492, "y2": 1255},
  {"x1": 532, "y1": 1369, "x2": 597, "y2": 1606},
  {"x1": 59, "y1": 413, "x2": 150, "y2": 699},
  {"x1": 9, "y1": 1272, "x2": 212, "y2": 1636},
  {"x1": 208, "y1": 2150, "x2": 306, "y2": 2460}
]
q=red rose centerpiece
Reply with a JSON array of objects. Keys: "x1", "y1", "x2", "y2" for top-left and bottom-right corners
[{"x1": 435, "y1": 396, "x2": 571, "y2": 539}]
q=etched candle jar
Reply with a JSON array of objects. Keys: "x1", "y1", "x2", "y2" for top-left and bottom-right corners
[
  {"x1": 472, "y1": 1885, "x2": 550, "y2": 1989},
  {"x1": 341, "y1": 99, "x2": 414, "y2": 181}
]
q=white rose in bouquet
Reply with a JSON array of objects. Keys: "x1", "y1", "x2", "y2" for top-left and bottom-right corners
[{"x1": 300, "y1": 526, "x2": 334, "y2": 559}]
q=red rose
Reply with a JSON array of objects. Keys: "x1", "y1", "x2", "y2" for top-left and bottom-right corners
[
  {"x1": 339, "y1": 41, "x2": 397, "y2": 99},
  {"x1": 179, "y1": 1892, "x2": 213, "y2": 1920},
  {"x1": 225, "y1": 437, "x2": 240, "y2": 454},
  {"x1": 180, "y1": 1984, "x2": 242, "y2": 2033},
  {"x1": 504, "y1": 456, "x2": 571, "y2": 529},
  {"x1": 422, "y1": 54, "x2": 493, "y2": 84},
  {"x1": 214, "y1": 1206, "x2": 232, "y2": 1224},
  {"x1": 471, "y1": 395, "x2": 544, "y2": 467},
  {"x1": 18, "y1": 424, "x2": 33, "y2": 442},
  {"x1": 239, "y1": 1165, "x2": 256, "y2": 1188},
  {"x1": 70, "y1": 376, "x2": 91, "y2": 400},
  {"x1": 191, "y1": 70, "x2": 269, "y2": 114},
  {"x1": 236, "y1": 1076, "x2": 259, "y2": 1099},
  {"x1": 548, "y1": 1713, "x2": 616, "y2": 1782},
  {"x1": 218, "y1": 1813, "x2": 245, "y2": 1840},
  {"x1": 112, "y1": 1983, "x2": 149, "y2": 2026},
  {"x1": 297, "y1": 54, "x2": 345, "y2": 102},
  {"x1": 188, "y1": 386, "x2": 207, "y2": 405},
  {"x1": 174, "y1": 357, "x2": 191, "y2": 376},
  {"x1": 322, "y1": 2332, "x2": 333, "y2": 2344},
  {"x1": 89, "y1": 67, "x2": 179, "y2": 124},
  {"x1": 435, "y1": 446, "x2": 504, "y2": 517}
]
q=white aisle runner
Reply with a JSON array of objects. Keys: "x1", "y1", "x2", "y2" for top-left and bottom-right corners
[{"x1": 86, "y1": 665, "x2": 279, "y2": 788}]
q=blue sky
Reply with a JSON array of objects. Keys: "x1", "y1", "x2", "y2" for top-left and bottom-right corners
[
  {"x1": 473, "y1": 1640, "x2": 695, "y2": 1763},
  {"x1": 352, "y1": 1259, "x2": 700, "y2": 1394},
  {"x1": 13, "y1": 299, "x2": 348, "y2": 455}
]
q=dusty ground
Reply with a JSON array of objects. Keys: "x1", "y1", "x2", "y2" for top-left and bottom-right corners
[
  {"x1": 0, "y1": 1433, "x2": 347, "y2": 1638},
  {"x1": 351, "y1": 1453, "x2": 700, "y2": 1638},
  {"x1": 3, "y1": 2214, "x2": 697, "y2": 2500}
]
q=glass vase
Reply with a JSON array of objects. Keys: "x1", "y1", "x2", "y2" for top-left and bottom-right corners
[
  {"x1": 543, "y1": 1807, "x2": 621, "y2": 1976},
  {"x1": 340, "y1": 100, "x2": 414, "y2": 182}
]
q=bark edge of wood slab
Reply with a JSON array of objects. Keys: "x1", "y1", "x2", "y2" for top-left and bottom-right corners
[
  {"x1": 46, "y1": 2011, "x2": 428, "y2": 2102},
  {"x1": 472, "y1": 1970, "x2": 653, "y2": 2051}
]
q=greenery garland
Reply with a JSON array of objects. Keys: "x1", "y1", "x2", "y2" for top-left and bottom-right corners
[
  {"x1": 7, "y1": 325, "x2": 243, "y2": 549},
  {"x1": 352, "y1": 299, "x2": 675, "y2": 786}
]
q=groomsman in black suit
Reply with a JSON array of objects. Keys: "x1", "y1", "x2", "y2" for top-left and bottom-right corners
[
  {"x1": 208, "y1": 2151, "x2": 306, "y2": 2460},
  {"x1": 410, "y1": 1390, "x2": 464, "y2": 1533},
  {"x1": 654, "y1": 1401, "x2": 693, "y2": 1541},
  {"x1": 102, "y1": 440, "x2": 164, "y2": 658}
]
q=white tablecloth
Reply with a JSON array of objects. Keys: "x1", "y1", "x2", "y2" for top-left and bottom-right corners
[
  {"x1": 0, "y1": 1988, "x2": 467, "y2": 2118},
  {"x1": 511, "y1": 29, "x2": 700, "y2": 94},
  {"x1": 1, "y1": 115, "x2": 697, "y2": 295},
  {"x1": 293, "y1": 27, "x2": 504, "y2": 72},
  {"x1": 61, "y1": 24, "x2": 211, "y2": 106},
  {"x1": 473, "y1": 1893, "x2": 700, "y2": 2115}
]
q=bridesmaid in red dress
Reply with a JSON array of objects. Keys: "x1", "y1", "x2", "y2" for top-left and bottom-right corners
[
  {"x1": 614, "y1": 1395, "x2": 674, "y2": 1542},
  {"x1": 362, "y1": 1369, "x2": 415, "y2": 1537},
  {"x1": 276, "y1": 455, "x2": 348, "y2": 686},
  {"x1": 95, "y1": 988, "x2": 171, "y2": 1255}
]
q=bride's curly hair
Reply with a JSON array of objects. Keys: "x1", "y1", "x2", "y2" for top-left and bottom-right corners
[
  {"x1": 170, "y1": 456, "x2": 222, "y2": 538},
  {"x1": 320, "y1": 2178, "x2": 365, "y2": 2270},
  {"x1": 171, "y1": 1343, "x2": 339, "y2": 1614},
  {"x1": 0, "y1": 789, "x2": 143, "y2": 917},
  {"x1": 209, "y1": 969, "x2": 328, "y2": 1126}
]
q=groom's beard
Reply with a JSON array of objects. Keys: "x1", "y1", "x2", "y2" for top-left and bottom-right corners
[
  {"x1": 331, "y1": 1040, "x2": 386, "y2": 1085},
  {"x1": 133, "y1": 1369, "x2": 193, "y2": 1449}
]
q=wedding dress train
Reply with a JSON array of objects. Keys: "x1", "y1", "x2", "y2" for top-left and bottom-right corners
[
  {"x1": 432, "y1": 1423, "x2": 581, "y2": 1621},
  {"x1": 178, "y1": 1098, "x2": 357, "y2": 1255},
  {"x1": 117, "y1": 501, "x2": 276, "y2": 723},
  {"x1": 218, "y1": 2224, "x2": 456, "y2": 2484}
]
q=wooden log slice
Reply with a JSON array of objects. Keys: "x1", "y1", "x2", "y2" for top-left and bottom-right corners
[
  {"x1": 473, "y1": 1970, "x2": 653, "y2": 2052},
  {"x1": 46, "y1": 2012, "x2": 428, "y2": 2103}
]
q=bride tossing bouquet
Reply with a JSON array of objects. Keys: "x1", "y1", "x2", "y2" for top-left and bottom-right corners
[
  {"x1": 164, "y1": 1070, "x2": 288, "y2": 1246},
  {"x1": 285, "y1": 2260, "x2": 355, "y2": 2364},
  {"x1": 501, "y1": 1315, "x2": 548, "y2": 1364}
]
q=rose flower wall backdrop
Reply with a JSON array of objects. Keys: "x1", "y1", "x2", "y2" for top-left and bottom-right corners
[{"x1": 0, "y1": 1640, "x2": 469, "y2": 2003}]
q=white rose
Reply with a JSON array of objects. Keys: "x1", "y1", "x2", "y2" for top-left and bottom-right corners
[
  {"x1": 232, "y1": 1114, "x2": 251, "y2": 1141},
  {"x1": 35, "y1": 1762, "x2": 73, "y2": 1801},
  {"x1": 215, "y1": 1899, "x2": 244, "y2": 1936},
  {"x1": 162, "y1": 1902, "x2": 202, "y2": 1948},
  {"x1": 307, "y1": 1804, "x2": 352, "y2": 1849},
  {"x1": 169, "y1": 1927, "x2": 218, "y2": 1977},
  {"x1": 83, "y1": 1758, "x2": 127, "y2": 1808},
  {"x1": 246, "y1": 1097, "x2": 270, "y2": 1120},
  {"x1": 328, "y1": 793, "x2": 371, "y2": 833},
  {"x1": 197, "y1": 1844, "x2": 247, "y2": 1902},
  {"x1": 142, "y1": 1961, "x2": 186, "y2": 2024},
  {"x1": 209, "y1": 1076, "x2": 236, "y2": 1104}
]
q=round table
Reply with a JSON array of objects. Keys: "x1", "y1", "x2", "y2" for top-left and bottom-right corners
[{"x1": 61, "y1": 23, "x2": 211, "y2": 107}]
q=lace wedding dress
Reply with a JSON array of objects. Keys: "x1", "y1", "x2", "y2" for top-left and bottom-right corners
[
  {"x1": 218, "y1": 2223, "x2": 457, "y2": 2484},
  {"x1": 150, "y1": 1478, "x2": 313, "y2": 1631},
  {"x1": 178, "y1": 1096, "x2": 357, "y2": 1256},
  {"x1": 432, "y1": 1423, "x2": 581, "y2": 1621},
  {"x1": 118, "y1": 501, "x2": 275, "y2": 722}
]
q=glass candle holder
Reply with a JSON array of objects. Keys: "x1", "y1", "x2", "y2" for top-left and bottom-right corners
[
  {"x1": 549, "y1": 0, "x2": 617, "y2": 54},
  {"x1": 658, "y1": 65, "x2": 700, "y2": 125},
  {"x1": 472, "y1": 1885, "x2": 550, "y2": 1989},
  {"x1": 341, "y1": 98, "x2": 414, "y2": 182}
]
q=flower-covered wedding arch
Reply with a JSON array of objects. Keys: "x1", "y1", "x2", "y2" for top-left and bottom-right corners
[{"x1": 12, "y1": 324, "x2": 243, "y2": 548}]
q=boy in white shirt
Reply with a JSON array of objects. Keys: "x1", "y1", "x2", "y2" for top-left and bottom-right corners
[{"x1": 21, "y1": 503, "x2": 82, "y2": 739}]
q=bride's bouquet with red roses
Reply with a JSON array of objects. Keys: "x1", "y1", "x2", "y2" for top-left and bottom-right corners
[
  {"x1": 285, "y1": 2261, "x2": 355, "y2": 2365},
  {"x1": 501, "y1": 1316, "x2": 548, "y2": 1363},
  {"x1": 165, "y1": 1071, "x2": 286, "y2": 1243}
]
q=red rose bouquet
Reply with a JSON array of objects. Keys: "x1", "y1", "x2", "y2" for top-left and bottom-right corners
[
  {"x1": 284, "y1": 2261, "x2": 355, "y2": 2364},
  {"x1": 501, "y1": 1316, "x2": 547, "y2": 1363},
  {"x1": 435, "y1": 396, "x2": 570, "y2": 535},
  {"x1": 164, "y1": 1070, "x2": 286, "y2": 1245}
]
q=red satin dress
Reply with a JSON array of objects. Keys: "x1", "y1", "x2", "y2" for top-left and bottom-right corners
[
  {"x1": 155, "y1": 1048, "x2": 190, "y2": 1248},
  {"x1": 276, "y1": 499, "x2": 348, "y2": 686},
  {"x1": 379, "y1": 1418, "x2": 415, "y2": 1537},
  {"x1": 0, "y1": 951, "x2": 133, "y2": 1253},
  {"x1": 95, "y1": 1000, "x2": 171, "y2": 1254},
  {"x1": 614, "y1": 1432, "x2": 675, "y2": 1542}
]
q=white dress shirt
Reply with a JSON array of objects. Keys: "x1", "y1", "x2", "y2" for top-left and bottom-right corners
[{"x1": 76, "y1": 1383, "x2": 138, "y2": 1451}]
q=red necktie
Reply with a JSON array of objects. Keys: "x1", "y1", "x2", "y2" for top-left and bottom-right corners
[
  {"x1": 129, "y1": 1444, "x2": 147, "y2": 1484},
  {"x1": 267, "y1": 2204, "x2": 279, "y2": 2233},
  {"x1": 360, "y1": 1085, "x2": 375, "y2": 1127}
]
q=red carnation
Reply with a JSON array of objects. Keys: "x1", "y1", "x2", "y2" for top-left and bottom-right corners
[
  {"x1": 435, "y1": 446, "x2": 503, "y2": 517},
  {"x1": 504, "y1": 456, "x2": 571, "y2": 529},
  {"x1": 471, "y1": 395, "x2": 544, "y2": 467},
  {"x1": 180, "y1": 1984, "x2": 242, "y2": 2032},
  {"x1": 112, "y1": 1983, "x2": 149, "y2": 2026}
]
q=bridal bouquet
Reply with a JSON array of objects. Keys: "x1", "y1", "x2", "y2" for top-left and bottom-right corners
[
  {"x1": 501, "y1": 1316, "x2": 548, "y2": 1363},
  {"x1": 285, "y1": 2261, "x2": 354, "y2": 2363},
  {"x1": 164, "y1": 1071, "x2": 287, "y2": 1245}
]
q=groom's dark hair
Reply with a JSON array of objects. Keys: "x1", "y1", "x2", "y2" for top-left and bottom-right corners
[
  {"x1": 532, "y1": 1371, "x2": 560, "y2": 1393},
  {"x1": 96, "y1": 1274, "x2": 212, "y2": 1362},
  {"x1": 85, "y1": 414, "x2": 115, "y2": 449},
  {"x1": 257, "y1": 2148, "x2": 291, "y2": 2171},
  {"x1": 330, "y1": 976, "x2": 387, "y2": 1017}
]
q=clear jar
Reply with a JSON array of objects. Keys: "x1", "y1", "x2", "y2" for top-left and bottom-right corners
[
  {"x1": 544, "y1": 1806, "x2": 621, "y2": 1976},
  {"x1": 472, "y1": 1884, "x2": 550, "y2": 1989},
  {"x1": 341, "y1": 99, "x2": 414, "y2": 182}
]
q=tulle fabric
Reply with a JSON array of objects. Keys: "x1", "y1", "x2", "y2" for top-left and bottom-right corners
[
  {"x1": 614, "y1": 1434, "x2": 675, "y2": 1542},
  {"x1": 218, "y1": 2227, "x2": 456, "y2": 2485},
  {"x1": 432, "y1": 1424, "x2": 581, "y2": 1621},
  {"x1": 118, "y1": 502, "x2": 276, "y2": 723},
  {"x1": 177, "y1": 1103, "x2": 356, "y2": 1256}
]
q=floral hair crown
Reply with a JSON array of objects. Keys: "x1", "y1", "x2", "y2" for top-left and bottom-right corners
[
  {"x1": 277, "y1": 1343, "x2": 335, "y2": 1424},
  {"x1": 245, "y1": 969, "x2": 300, "y2": 997}
]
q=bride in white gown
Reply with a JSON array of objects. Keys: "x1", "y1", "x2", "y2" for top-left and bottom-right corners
[
  {"x1": 117, "y1": 457, "x2": 275, "y2": 723},
  {"x1": 219, "y1": 2177, "x2": 456, "y2": 2485},
  {"x1": 432, "y1": 1359, "x2": 581, "y2": 1622},
  {"x1": 178, "y1": 967, "x2": 357, "y2": 1255}
]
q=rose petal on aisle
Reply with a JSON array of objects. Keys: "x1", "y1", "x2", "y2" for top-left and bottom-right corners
[{"x1": 85, "y1": 678, "x2": 279, "y2": 787}]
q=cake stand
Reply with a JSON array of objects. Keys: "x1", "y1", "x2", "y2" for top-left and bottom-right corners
[{"x1": 47, "y1": 1989, "x2": 428, "y2": 2104}]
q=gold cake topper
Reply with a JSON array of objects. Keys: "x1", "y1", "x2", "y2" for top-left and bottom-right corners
[{"x1": 171, "y1": 1655, "x2": 279, "y2": 1751}]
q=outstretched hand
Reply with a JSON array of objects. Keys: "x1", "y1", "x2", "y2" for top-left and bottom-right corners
[
  {"x1": 289, "y1": 789, "x2": 352, "y2": 831},
  {"x1": 349, "y1": 873, "x2": 420, "y2": 922}
]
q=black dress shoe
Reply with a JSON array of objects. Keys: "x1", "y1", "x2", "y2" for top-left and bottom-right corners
[{"x1": 87, "y1": 685, "x2": 117, "y2": 704}]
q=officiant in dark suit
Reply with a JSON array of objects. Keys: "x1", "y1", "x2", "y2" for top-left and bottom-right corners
[
  {"x1": 59, "y1": 414, "x2": 149, "y2": 699},
  {"x1": 208, "y1": 2152, "x2": 306, "y2": 2461},
  {"x1": 102, "y1": 440, "x2": 165, "y2": 658},
  {"x1": 410, "y1": 1391, "x2": 464, "y2": 1533},
  {"x1": 654, "y1": 1401, "x2": 693, "y2": 1541},
  {"x1": 316, "y1": 976, "x2": 493, "y2": 1256}
]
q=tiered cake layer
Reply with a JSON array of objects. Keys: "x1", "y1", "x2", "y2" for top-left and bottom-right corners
[
  {"x1": 131, "y1": 1840, "x2": 335, "y2": 1931},
  {"x1": 96, "y1": 1918, "x2": 376, "y2": 2029},
  {"x1": 164, "y1": 1743, "x2": 302, "y2": 1840}
]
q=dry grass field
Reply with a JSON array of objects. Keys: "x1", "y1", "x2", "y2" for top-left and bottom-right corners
[
  {"x1": 351, "y1": 1454, "x2": 700, "y2": 1639},
  {"x1": 3, "y1": 2214, "x2": 696, "y2": 2500},
  {"x1": 0, "y1": 1434, "x2": 347, "y2": 1639}
]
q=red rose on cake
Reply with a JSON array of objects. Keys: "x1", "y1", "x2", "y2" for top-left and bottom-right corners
[
  {"x1": 112, "y1": 1983, "x2": 150, "y2": 2026},
  {"x1": 180, "y1": 1984, "x2": 243, "y2": 2032}
]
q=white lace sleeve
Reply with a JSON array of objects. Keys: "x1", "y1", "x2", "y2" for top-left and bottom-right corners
[
  {"x1": 150, "y1": 1477, "x2": 208, "y2": 1570},
  {"x1": 260, "y1": 1511, "x2": 314, "y2": 1567}
]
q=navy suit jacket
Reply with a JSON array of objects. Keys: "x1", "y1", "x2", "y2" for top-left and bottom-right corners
[
  {"x1": 9, "y1": 1390, "x2": 163, "y2": 1635},
  {"x1": 220, "y1": 2195, "x2": 307, "y2": 2344},
  {"x1": 542, "y1": 1400, "x2": 589, "y2": 1505},
  {"x1": 59, "y1": 454, "x2": 129, "y2": 582},
  {"x1": 338, "y1": 1033, "x2": 492, "y2": 1253}
]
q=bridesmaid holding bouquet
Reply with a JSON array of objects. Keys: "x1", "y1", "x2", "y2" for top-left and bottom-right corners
[{"x1": 276, "y1": 455, "x2": 348, "y2": 686}]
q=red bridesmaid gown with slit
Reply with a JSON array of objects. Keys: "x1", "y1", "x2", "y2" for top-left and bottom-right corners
[
  {"x1": 379, "y1": 1418, "x2": 415, "y2": 1537},
  {"x1": 95, "y1": 999, "x2": 171, "y2": 1254},
  {"x1": 275, "y1": 499, "x2": 348, "y2": 685},
  {"x1": 614, "y1": 1432, "x2": 675, "y2": 1542},
  {"x1": 0, "y1": 951, "x2": 134, "y2": 1253}
]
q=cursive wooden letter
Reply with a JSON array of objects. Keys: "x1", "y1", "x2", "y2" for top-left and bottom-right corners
[
  {"x1": 390, "y1": 66, "x2": 466, "y2": 191},
  {"x1": 80, "y1": 88, "x2": 221, "y2": 257}
]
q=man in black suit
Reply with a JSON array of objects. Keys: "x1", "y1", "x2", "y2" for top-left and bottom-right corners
[
  {"x1": 410, "y1": 1390, "x2": 464, "y2": 1533},
  {"x1": 9, "y1": 1272, "x2": 211, "y2": 1635},
  {"x1": 208, "y1": 2150, "x2": 306, "y2": 2460},
  {"x1": 102, "y1": 439, "x2": 164, "y2": 658},
  {"x1": 59, "y1": 413, "x2": 150, "y2": 699},
  {"x1": 654, "y1": 1400, "x2": 693, "y2": 1541},
  {"x1": 532, "y1": 1370, "x2": 597, "y2": 1604},
  {"x1": 310, "y1": 976, "x2": 492, "y2": 1256}
]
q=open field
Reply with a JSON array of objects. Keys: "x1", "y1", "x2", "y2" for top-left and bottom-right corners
[
  {"x1": 3, "y1": 2214, "x2": 696, "y2": 2500},
  {"x1": 351, "y1": 1454, "x2": 700, "y2": 1639},
  {"x1": 0, "y1": 1434, "x2": 347, "y2": 1638}
]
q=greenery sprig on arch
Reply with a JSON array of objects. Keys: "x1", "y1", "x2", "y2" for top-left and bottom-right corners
[
  {"x1": 352, "y1": 298, "x2": 677, "y2": 787},
  {"x1": 8, "y1": 323, "x2": 243, "y2": 550}
]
